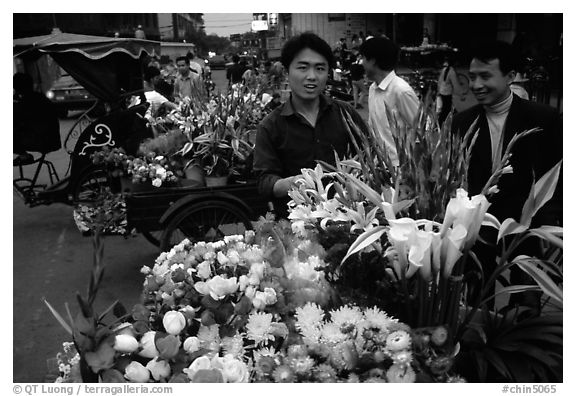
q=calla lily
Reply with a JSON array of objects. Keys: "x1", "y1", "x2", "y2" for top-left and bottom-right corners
[
  {"x1": 441, "y1": 224, "x2": 467, "y2": 278},
  {"x1": 440, "y1": 189, "x2": 490, "y2": 250},
  {"x1": 408, "y1": 231, "x2": 433, "y2": 280}
]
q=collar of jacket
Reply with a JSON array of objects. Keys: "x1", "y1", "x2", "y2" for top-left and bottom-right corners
[{"x1": 280, "y1": 93, "x2": 333, "y2": 117}]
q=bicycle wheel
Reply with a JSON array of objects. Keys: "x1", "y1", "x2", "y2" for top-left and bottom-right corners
[
  {"x1": 141, "y1": 230, "x2": 162, "y2": 247},
  {"x1": 73, "y1": 167, "x2": 110, "y2": 203},
  {"x1": 160, "y1": 201, "x2": 253, "y2": 252}
]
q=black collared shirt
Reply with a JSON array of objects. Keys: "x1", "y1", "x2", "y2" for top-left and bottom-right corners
[{"x1": 253, "y1": 94, "x2": 367, "y2": 202}]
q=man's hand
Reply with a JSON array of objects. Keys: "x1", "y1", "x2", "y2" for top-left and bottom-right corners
[{"x1": 272, "y1": 176, "x2": 299, "y2": 198}]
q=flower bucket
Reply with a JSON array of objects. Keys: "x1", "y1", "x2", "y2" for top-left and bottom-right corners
[
  {"x1": 205, "y1": 175, "x2": 228, "y2": 187},
  {"x1": 184, "y1": 165, "x2": 206, "y2": 186}
]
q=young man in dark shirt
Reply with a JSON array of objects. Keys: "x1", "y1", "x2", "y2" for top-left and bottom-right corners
[
  {"x1": 226, "y1": 54, "x2": 245, "y2": 85},
  {"x1": 253, "y1": 32, "x2": 368, "y2": 218}
]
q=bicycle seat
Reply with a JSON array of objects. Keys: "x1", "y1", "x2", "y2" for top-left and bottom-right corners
[{"x1": 13, "y1": 152, "x2": 36, "y2": 166}]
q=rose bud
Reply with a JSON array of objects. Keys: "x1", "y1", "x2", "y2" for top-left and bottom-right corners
[
  {"x1": 124, "y1": 361, "x2": 150, "y2": 382},
  {"x1": 156, "y1": 334, "x2": 181, "y2": 360},
  {"x1": 146, "y1": 357, "x2": 171, "y2": 381},
  {"x1": 183, "y1": 336, "x2": 201, "y2": 354},
  {"x1": 114, "y1": 334, "x2": 139, "y2": 354},
  {"x1": 138, "y1": 331, "x2": 159, "y2": 358},
  {"x1": 162, "y1": 311, "x2": 186, "y2": 335}
]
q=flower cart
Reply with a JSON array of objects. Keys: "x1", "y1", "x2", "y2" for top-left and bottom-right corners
[
  {"x1": 122, "y1": 177, "x2": 270, "y2": 251},
  {"x1": 13, "y1": 32, "x2": 160, "y2": 207}
]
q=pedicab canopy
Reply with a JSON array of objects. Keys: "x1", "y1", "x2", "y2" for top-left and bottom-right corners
[{"x1": 14, "y1": 31, "x2": 161, "y2": 103}]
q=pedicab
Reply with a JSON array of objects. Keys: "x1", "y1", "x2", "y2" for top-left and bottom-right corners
[{"x1": 13, "y1": 32, "x2": 270, "y2": 251}]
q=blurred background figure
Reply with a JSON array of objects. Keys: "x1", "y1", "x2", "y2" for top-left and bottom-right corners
[
  {"x1": 13, "y1": 73, "x2": 60, "y2": 164},
  {"x1": 436, "y1": 57, "x2": 460, "y2": 126}
]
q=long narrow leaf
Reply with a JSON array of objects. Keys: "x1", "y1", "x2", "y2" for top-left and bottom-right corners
[
  {"x1": 520, "y1": 160, "x2": 562, "y2": 226},
  {"x1": 498, "y1": 218, "x2": 528, "y2": 241},
  {"x1": 43, "y1": 298, "x2": 73, "y2": 336},
  {"x1": 513, "y1": 256, "x2": 563, "y2": 304},
  {"x1": 342, "y1": 226, "x2": 387, "y2": 263}
]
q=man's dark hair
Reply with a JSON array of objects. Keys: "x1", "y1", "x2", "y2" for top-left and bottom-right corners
[
  {"x1": 176, "y1": 56, "x2": 190, "y2": 65},
  {"x1": 143, "y1": 66, "x2": 160, "y2": 83},
  {"x1": 469, "y1": 40, "x2": 520, "y2": 74},
  {"x1": 359, "y1": 37, "x2": 399, "y2": 71},
  {"x1": 232, "y1": 54, "x2": 240, "y2": 63},
  {"x1": 280, "y1": 32, "x2": 334, "y2": 69}
]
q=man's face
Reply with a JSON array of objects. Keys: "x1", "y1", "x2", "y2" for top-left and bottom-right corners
[
  {"x1": 176, "y1": 60, "x2": 189, "y2": 76},
  {"x1": 287, "y1": 48, "x2": 329, "y2": 102},
  {"x1": 469, "y1": 58, "x2": 515, "y2": 106}
]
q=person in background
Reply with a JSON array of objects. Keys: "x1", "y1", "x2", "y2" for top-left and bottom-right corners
[
  {"x1": 254, "y1": 32, "x2": 367, "y2": 218},
  {"x1": 173, "y1": 56, "x2": 201, "y2": 102},
  {"x1": 142, "y1": 66, "x2": 177, "y2": 130},
  {"x1": 186, "y1": 50, "x2": 204, "y2": 79},
  {"x1": 13, "y1": 73, "x2": 60, "y2": 164},
  {"x1": 359, "y1": 36, "x2": 420, "y2": 167},
  {"x1": 349, "y1": 52, "x2": 368, "y2": 109},
  {"x1": 226, "y1": 54, "x2": 245, "y2": 86},
  {"x1": 134, "y1": 25, "x2": 146, "y2": 39},
  {"x1": 436, "y1": 57, "x2": 460, "y2": 126}
]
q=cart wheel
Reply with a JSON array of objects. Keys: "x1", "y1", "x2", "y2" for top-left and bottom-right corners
[
  {"x1": 160, "y1": 201, "x2": 253, "y2": 252},
  {"x1": 73, "y1": 168, "x2": 110, "y2": 203},
  {"x1": 141, "y1": 230, "x2": 162, "y2": 247}
]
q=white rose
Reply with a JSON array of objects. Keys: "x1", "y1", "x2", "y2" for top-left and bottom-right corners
[
  {"x1": 138, "y1": 331, "x2": 159, "y2": 358},
  {"x1": 205, "y1": 275, "x2": 238, "y2": 300},
  {"x1": 244, "y1": 285, "x2": 256, "y2": 299},
  {"x1": 252, "y1": 291, "x2": 267, "y2": 310},
  {"x1": 217, "y1": 251, "x2": 229, "y2": 265},
  {"x1": 183, "y1": 356, "x2": 212, "y2": 381},
  {"x1": 113, "y1": 322, "x2": 135, "y2": 337},
  {"x1": 183, "y1": 336, "x2": 201, "y2": 354},
  {"x1": 238, "y1": 275, "x2": 249, "y2": 291},
  {"x1": 163, "y1": 311, "x2": 186, "y2": 335},
  {"x1": 220, "y1": 355, "x2": 250, "y2": 383},
  {"x1": 196, "y1": 261, "x2": 212, "y2": 279},
  {"x1": 145, "y1": 357, "x2": 171, "y2": 381},
  {"x1": 263, "y1": 287, "x2": 277, "y2": 305},
  {"x1": 113, "y1": 334, "x2": 139, "y2": 353},
  {"x1": 248, "y1": 273, "x2": 260, "y2": 286},
  {"x1": 250, "y1": 262, "x2": 266, "y2": 279},
  {"x1": 227, "y1": 250, "x2": 241, "y2": 264},
  {"x1": 124, "y1": 361, "x2": 150, "y2": 382},
  {"x1": 152, "y1": 178, "x2": 162, "y2": 188}
]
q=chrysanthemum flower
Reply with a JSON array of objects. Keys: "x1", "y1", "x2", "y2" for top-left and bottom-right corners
[
  {"x1": 392, "y1": 350, "x2": 413, "y2": 366},
  {"x1": 245, "y1": 312, "x2": 275, "y2": 345},
  {"x1": 313, "y1": 364, "x2": 337, "y2": 383},
  {"x1": 320, "y1": 323, "x2": 347, "y2": 344},
  {"x1": 386, "y1": 363, "x2": 416, "y2": 383},
  {"x1": 295, "y1": 302, "x2": 325, "y2": 331},
  {"x1": 386, "y1": 330, "x2": 411, "y2": 351},
  {"x1": 221, "y1": 334, "x2": 245, "y2": 359},
  {"x1": 197, "y1": 324, "x2": 220, "y2": 347},
  {"x1": 272, "y1": 365, "x2": 295, "y2": 383},
  {"x1": 288, "y1": 355, "x2": 315, "y2": 375},
  {"x1": 363, "y1": 306, "x2": 398, "y2": 332},
  {"x1": 329, "y1": 305, "x2": 363, "y2": 332}
]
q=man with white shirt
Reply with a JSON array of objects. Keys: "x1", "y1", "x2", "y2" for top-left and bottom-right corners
[{"x1": 359, "y1": 37, "x2": 420, "y2": 167}]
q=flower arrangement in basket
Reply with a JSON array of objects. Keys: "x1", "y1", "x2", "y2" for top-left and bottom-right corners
[{"x1": 175, "y1": 85, "x2": 271, "y2": 181}]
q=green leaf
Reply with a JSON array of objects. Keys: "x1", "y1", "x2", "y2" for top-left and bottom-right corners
[
  {"x1": 43, "y1": 298, "x2": 73, "y2": 336},
  {"x1": 342, "y1": 226, "x2": 387, "y2": 264},
  {"x1": 512, "y1": 256, "x2": 563, "y2": 304},
  {"x1": 519, "y1": 160, "x2": 562, "y2": 226},
  {"x1": 480, "y1": 285, "x2": 541, "y2": 306},
  {"x1": 497, "y1": 218, "x2": 528, "y2": 242},
  {"x1": 528, "y1": 227, "x2": 563, "y2": 249}
]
